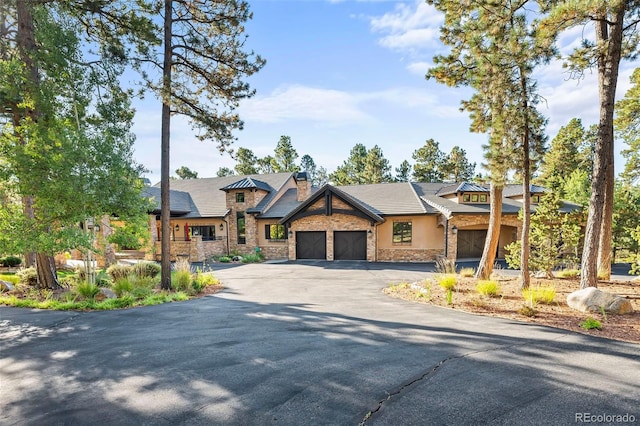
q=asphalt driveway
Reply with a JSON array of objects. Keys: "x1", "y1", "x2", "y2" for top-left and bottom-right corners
[{"x1": 1, "y1": 261, "x2": 638, "y2": 425}]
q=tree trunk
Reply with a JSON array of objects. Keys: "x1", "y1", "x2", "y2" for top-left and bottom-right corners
[
  {"x1": 580, "y1": 7, "x2": 623, "y2": 289},
  {"x1": 476, "y1": 184, "x2": 503, "y2": 280},
  {"x1": 160, "y1": 0, "x2": 173, "y2": 290},
  {"x1": 36, "y1": 252, "x2": 60, "y2": 289},
  {"x1": 16, "y1": 1, "x2": 51, "y2": 274},
  {"x1": 520, "y1": 71, "x2": 531, "y2": 290},
  {"x1": 597, "y1": 141, "x2": 614, "y2": 279}
]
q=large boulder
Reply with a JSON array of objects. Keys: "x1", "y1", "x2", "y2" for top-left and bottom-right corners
[
  {"x1": 567, "y1": 287, "x2": 634, "y2": 314},
  {"x1": 0, "y1": 280, "x2": 14, "y2": 292}
]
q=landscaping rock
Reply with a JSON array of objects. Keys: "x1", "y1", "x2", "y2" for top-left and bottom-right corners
[
  {"x1": 99, "y1": 288, "x2": 117, "y2": 299},
  {"x1": 567, "y1": 287, "x2": 634, "y2": 315},
  {"x1": 0, "y1": 280, "x2": 14, "y2": 292}
]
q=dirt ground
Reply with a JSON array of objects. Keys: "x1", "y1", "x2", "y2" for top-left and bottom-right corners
[{"x1": 384, "y1": 273, "x2": 640, "y2": 344}]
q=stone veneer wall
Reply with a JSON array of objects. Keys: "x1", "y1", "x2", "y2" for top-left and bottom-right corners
[
  {"x1": 377, "y1": 248, "x2": 444, "y2": 262},
  {"x1": 258, "y1": 244, "x2": 289, "y2": 260}
]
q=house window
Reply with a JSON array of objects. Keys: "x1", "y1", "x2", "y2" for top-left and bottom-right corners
[
  {"x1": 532, "y1": 194, "x2": 541, "y2": 203},
  {"x1": 462, "y1": 193, "x2": 487, "y2": 203},
  {"x1": 393, "y1": 221, "x2": 412, "y2": 244},
  {"x1": 190, "y1": 225, "x2": 216, "y2": 241},
  {"x1": 236, "y1": 192, "x2": 245, "y2": 203},
  {"x1": 237, "y1": 212, "x2": 246, "y2": 244},
  {"x1": 265, "y1": 224, "x2": 286, "y2": 241}
]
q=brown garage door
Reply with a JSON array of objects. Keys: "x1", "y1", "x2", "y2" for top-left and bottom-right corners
[
  {"x1": 457, "y1": 230, "x2": 487, "y2": 258},
  {"x1": 296, "y1": 231, "x2": 327, "y2": 259},
  {"x1": 334, "y1": 231, "x2": 367, "y2": 260}
]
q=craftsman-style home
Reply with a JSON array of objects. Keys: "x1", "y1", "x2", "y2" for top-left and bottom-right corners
[{"x1": 142, "y1": 172, "x2": 579, "y2": 263}]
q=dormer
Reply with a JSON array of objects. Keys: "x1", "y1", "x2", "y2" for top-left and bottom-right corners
[
  {"x1": 221, "y1": 177, "x2": 273, "y2": 210},
  {"x1": 436, "y1": 182, "x2": 490, "y2": 204}
]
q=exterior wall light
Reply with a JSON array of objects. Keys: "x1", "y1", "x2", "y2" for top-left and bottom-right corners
[
  {"x1": 219, "y1": 223, "x2": 224, "y2": 231},
  {"x1": 175, "y1": 224, "x2": 180, "y2": 231},
  {"x1": 451, "y1": 225, "x2": 458, "y2": 234}
]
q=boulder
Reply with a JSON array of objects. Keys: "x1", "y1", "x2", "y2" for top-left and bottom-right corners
[
  {"x1": 99, "y1": 288, "x2": 117, "y2": 299},
  {"x1": 0, "y1": 280, "x2": 14, "y2": 292},
  {"x1": 567, "y1": 287, "x2": 634, "y2": 315}
]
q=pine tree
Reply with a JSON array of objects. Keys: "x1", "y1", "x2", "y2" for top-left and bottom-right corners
[
  {"x1": 272, "y1": 135, "x2": 299, "y2": 173},
  {"x1": 175, "y1": 166, "x2": 198, "y2": 179},
  {"x1": 412, "y1": 139, "x2": 445, "y2": 183},
  {"x1": 330, "y1": 143, "x2": 368, "y2": 185},
  {"x1": 233, "y1": 147, "x2": 259, "y2": 175},
  {"x1": 428, "y1": 0, "x2": 551, "y2": 285},
  {"x1": 156, "y1": 0, "x2": 264, "y2": 289},
  {"x1": 362, "y1": 145, "x2": 392, "y2": 184},
  {"x1": 540, "y1": 1, "x2": 640, "y2": 286},
  {"x1": 442, "y1": 146, "x2": 475, "y2": 182},
  {"x1": 395, "y1": 160, "x2": 412, "y2": 182},
  {"x1": 615, "y1": 67, "x2": 640, "y2": 186}
]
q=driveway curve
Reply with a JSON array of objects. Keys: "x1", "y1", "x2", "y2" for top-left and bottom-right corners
[{"x1": 1, "y1": 261, "x2": 638, "y2": 425}]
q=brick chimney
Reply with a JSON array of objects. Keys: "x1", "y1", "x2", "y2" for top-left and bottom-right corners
[{"x1": 296, "y1": 172, "x2": 311, "y2": 202}]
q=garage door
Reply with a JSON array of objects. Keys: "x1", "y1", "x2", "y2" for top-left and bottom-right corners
[
  {"x1": 296, "y1": 231, "x2": 327, "y2": 259},
  {"x1": 334, "y1": 231, "x2": 367, "y2": 260},
  {"x1": 457, "y1": 230, "x2": 487, "y2": 258}
]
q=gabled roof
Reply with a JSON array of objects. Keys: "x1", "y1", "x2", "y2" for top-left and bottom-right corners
[
  {"x1": 436, "y1": 182, "x2": 489, "y2": 196},
  {"x1": 153, "y1": 173, "x2": 292, "y2": 218},
  {"x1": 279, "y1": 184, "x2": 384, "y2": 225},
  {"x1": 221, "y1": 177, "x2": 273, "y2": 192}
]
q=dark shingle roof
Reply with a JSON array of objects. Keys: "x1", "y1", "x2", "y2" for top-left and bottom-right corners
[
  {"x1": 338, "y1": 182, "x2": 433, "y2": 215},
  {"x1": 143, "y1": 186, "x2": 194, "y2": 215},
  {"x1": 153, "y1": 173, "x2": 292, "y2": 218},
  {"x1": 503, "y1": 184, "x2": 547, "y2": 197}
]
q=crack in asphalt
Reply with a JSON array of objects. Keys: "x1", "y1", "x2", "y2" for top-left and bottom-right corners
[{"x1": 358, "y1": 335, "x2": 569, "y2": 426}]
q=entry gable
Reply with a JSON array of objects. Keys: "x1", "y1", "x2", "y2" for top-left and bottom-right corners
[{"x1": 279, "y1": 184, "x2": 384, "y2": 225}]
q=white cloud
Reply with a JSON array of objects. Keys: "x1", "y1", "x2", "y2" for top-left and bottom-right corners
[
  {"x1": 239, "y1": 85, "x2": 371, "y2": 124},
  {"x1": 406, "y1": 61, "x2": 432, "y2": 76},
  {"x1": 369, "y1": 1, "x2": 443, "y2": 51}
]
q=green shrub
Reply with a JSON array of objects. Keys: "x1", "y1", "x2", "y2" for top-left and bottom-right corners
[
  {"x1": 459, "y1": 267, "x2": 475, "y2": 278},
  {"x1": 241, "y1": 253, "x2": 264, "y2": 263},
  {"x1": 445, "y1": 288, "x2": 453, "y2": 305},
  {"x1": 437, "y1": 275, "x2": 457, "y2": 290},
  {"x1": 518, "y1": 305, "x2": 537, "y2": 317},
  {"x1": 132, "y1": 261, "x2": 161, "y2": 278},
  {"x1": 1, "y1": 256, "x2": 22, "y2": 267},
  {"x1": 76, "y1": 282, "x2": 101, "y2": 300},
  {"x1": 0, "y1": 274, "x2": 20, "y2": 285},
  {"x1": 556, "y1": 269, "x2": 580, "y2": 279},
  {"x1": 95, "y1": 270, "x2": 111, "y2": 287},
  {"x1": 131, "y1": 286, "x2": 152, "y2": 299},
  {"x1": 107, "y1": 264, "x2": 133, "y2": 281},
  {"x1": 129, "y1": 275, "x2": 160, "y2": 289},
  {"x1": 58, "y1": 275, "x2": 77, "y2": 288},
  {"x1": 17, "y1": 267, "x2": 38, "y2": 287},
  {"x1": 522, "y1": 286, "x2": 556, "y2": 305},
  {"x1": 173, "y1": 269, "x2": 192, "y2": 292},
  {"x1": 476, "y1": 280, "x2": 500, "y2": 297},
  {"x1": 112, "y1": 277, "x2": 133, "y2": 297},
  {"x1": 580, "y1": 317, "x2": 602, "y2": 330},
  {"x1": 219, "y1": 256, "x2": 231, "y2": 263}
]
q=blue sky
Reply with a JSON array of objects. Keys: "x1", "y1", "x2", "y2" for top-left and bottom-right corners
[{"x1": 133, "y1": 0, "x2": 638, "y2": 184}]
